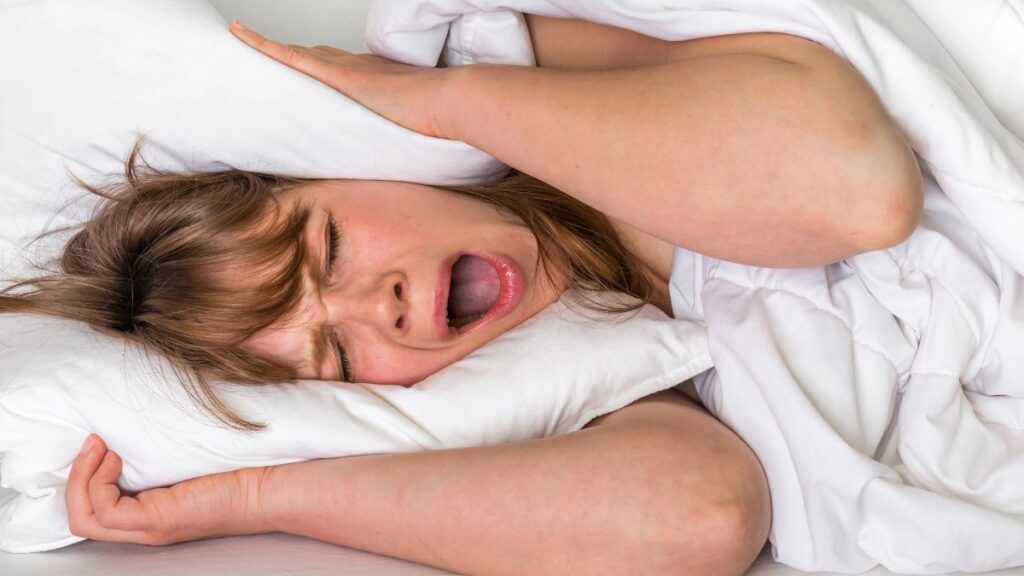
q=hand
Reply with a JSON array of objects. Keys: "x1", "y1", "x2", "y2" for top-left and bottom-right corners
[
  {"x1": 66, "y1": 435, "x2": 272, "y2": 545},
  {"x1": 229, "y1": 20, "x2": 453, "y2": 139}
]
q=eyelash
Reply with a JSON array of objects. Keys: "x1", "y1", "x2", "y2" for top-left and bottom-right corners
[
  {"x1": 327, "y1": 215, "x2": 341, "y2": 273},
  {"x1": 331, "y1": 330, "x2": 353, "y2": 382}
]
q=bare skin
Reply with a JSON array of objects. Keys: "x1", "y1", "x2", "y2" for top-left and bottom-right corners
[
  {"x1": 70, "y1": 390, "x2": 769, "y2": 575},
  {"x1": 64, "y1": 15, "x2": 928, "y2": 575}
]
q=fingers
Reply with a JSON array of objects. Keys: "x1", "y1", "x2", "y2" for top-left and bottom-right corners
[
  {"x1": 229, "y1": 20, "x2": 333, "y2": 83},
  {"x1": 89, "y1": 451, "x2": 148, "y2": 532},
  {"x1": 89, "y1": 450, "x2": 123, "y2": 509},
  {"x1": 66, "y1": 435, "x2": 150, "y2": 543},
  {"x1": 311, "y1": 45, "x2": 345, "y2": 57},
  {"x1": 66, "y1": 434, "x2": 106, "y2": 533}
]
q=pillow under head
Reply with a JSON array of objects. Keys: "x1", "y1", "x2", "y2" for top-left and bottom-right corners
[{"x1": 0, "y1": 295, "x2": 711, "y2": 553}]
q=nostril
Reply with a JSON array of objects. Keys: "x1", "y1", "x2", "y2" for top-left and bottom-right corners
[
  {"x1": 395, "y1": 316, "x2": 405, "y2": 330},
  {"x1": 394, "y1": 283, "x2": 403, "y2": 299}
]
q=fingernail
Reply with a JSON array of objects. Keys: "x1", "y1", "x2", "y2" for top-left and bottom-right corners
[
  {"x1": 79, "y1": 434, "x2": 96, "y2": 457},
  {"x1": 232, "y1": 20, "x2": 247, "y2": 31}
]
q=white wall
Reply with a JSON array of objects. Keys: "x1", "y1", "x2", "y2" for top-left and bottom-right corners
[{"x1": 206, "y1": 0, "x2": 373, "y2": 52}]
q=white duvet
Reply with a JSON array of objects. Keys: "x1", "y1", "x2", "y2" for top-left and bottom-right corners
[{"x1": 365, "y1": 0, "x2": 1024, "y2": 573}]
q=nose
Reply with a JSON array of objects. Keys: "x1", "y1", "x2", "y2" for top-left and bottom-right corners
[{"x1": 323, "y1": 271, "x2": 408, "y2": 335}]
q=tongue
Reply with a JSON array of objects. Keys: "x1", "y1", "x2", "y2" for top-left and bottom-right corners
[{"x1": 448, "y1": 255, "x2": 501, "y2": 324}]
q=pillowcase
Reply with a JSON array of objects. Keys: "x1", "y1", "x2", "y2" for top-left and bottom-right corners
[
  {"x1": 0, "y1": 0, "x2": 714, "y2": 554},
  {"x1": 0, "y1": 297, "x2": 712, "y2": 553}
]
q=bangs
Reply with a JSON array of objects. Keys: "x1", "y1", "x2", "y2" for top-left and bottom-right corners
[
  {"x1": 28, "y1": 147, "x2": 321, "y2": 429},
  {"x1": 60, "y1": 161, "x2": 317, "y2": 372},
  {"x1": 132, "y1": 191, "x2": 314, "y2": 351}
]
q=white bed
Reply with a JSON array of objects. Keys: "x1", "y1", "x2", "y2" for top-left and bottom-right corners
[
  {"x1": 2, "y1": 535, "x2": 1023, "y2": 576},
  {"x1": 2, "y1": 1, "x2": 1022, "y2": 574}
]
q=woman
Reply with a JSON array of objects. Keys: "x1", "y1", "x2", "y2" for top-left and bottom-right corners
[{"x1": 43, "y1": 15, "x2": 921, "y2": 576}]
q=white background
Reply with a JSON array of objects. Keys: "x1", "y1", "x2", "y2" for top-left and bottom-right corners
[{"x1": 206, "y1": 0, "x2": 373, "y2": 52}]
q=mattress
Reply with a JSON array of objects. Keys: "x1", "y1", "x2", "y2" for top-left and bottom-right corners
[{"x1": 2, "y1": 535, "x2": 1023, "y2": 576}]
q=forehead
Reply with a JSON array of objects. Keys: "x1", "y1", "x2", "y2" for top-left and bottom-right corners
[{"x1": 283, "y1": 178, "x2": 453, "y2": 208}]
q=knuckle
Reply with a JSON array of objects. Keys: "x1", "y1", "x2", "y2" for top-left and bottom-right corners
[
  {"x1": 94, "y1": 505, "x2": 129, "y2": 530},
  {"x1": 93, "y1": 508, "x2": 115, "y2": 527}
]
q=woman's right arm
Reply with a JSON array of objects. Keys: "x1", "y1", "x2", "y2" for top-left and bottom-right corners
[
  {"x1": 230, "y1": 21, "x2": 922, "y2": 268},
  {"x1": 68, "y1": 390, "x2": 769, "y2": 576}
]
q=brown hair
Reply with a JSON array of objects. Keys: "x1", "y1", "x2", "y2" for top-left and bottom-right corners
[{"x1": 0, "y1": 148, "x2": 652, "y2": 430}]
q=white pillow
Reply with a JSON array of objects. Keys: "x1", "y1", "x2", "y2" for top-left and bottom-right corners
[
  {"x1": 0, "y1": 297, "x2": 712, "y2": 553},
  {"x1": 0, "y1": 0, "x2": 714, "y2": 554},
  {"x1": 0, "y1": 0, "x2": 504, "y2": 283}
]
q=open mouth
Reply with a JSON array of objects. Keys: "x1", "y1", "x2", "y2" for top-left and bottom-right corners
[
  {"x1": 440, "y1": 253, "x2": 524, "y2": 335},
  {"x1": 446, "y1": 254, "x2": 501, "y2": 329}
]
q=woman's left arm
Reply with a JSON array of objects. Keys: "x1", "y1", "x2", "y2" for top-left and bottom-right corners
[
  {"x1": 65, "y1": 391, "x2": 770, "y2": 575},
  {"x1": 231, "y1": 22, "x2": 922, "y2": 268}
]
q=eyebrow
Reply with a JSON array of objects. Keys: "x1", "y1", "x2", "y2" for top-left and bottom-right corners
[{"x1": 308, "y1": 324, "x2": 339, "y2": 381}]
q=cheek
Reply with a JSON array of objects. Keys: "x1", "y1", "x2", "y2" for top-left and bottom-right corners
[
  {"x1": 353, "y1": 343, "x2": 464, "y2": 386},
  {"x1": 347, "y1": 204, "x2": 441, "y2": 255}
]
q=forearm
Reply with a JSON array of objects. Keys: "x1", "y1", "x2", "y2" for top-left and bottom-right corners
[
  {"x1": 66, "y1": 395, "x2": 768, "y2": 574},
  {"x1": 437, "y1": 53, "x2": 921, "y2": 267},
  {"x1": 265, "y1": 427, "x2": 673, "y2": 574},
  {"x1": 260, "y1": 392, "x2": 769, "y2": 576}
]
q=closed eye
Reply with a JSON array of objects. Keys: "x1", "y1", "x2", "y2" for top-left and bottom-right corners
[{"x1": 330, "y1": 329, "x2": 353, "y2": 382}]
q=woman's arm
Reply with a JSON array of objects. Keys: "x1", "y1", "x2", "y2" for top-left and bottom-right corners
[
  {"x1": 231, "y1": 22, "x2": 922, "y2": 267},
  {"x1": 68, "y1": 390, "x2": 769, "y2": 576}
]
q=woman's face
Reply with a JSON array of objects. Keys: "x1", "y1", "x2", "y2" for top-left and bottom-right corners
[{"x1": 242, "y1": 179, "x2": 564, "y2": 385}]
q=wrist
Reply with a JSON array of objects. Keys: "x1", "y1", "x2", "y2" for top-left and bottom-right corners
[
  {"x1": 432, "y1": 64, "x2": 484, "y2": 141},
  {"x1": 430, "y1": 63, "x2": 535, "y2": 151},
  {"x1": 246, "y1": 459, "x2": 356, "y2": 542},
  {"x1": 238, "y1": 466, "x2": 282, "y2": 535}
]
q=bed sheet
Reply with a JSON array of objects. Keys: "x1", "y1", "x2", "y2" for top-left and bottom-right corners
[{"x1": 2, "y1": 534, "x2": 1023, "y2": 576}]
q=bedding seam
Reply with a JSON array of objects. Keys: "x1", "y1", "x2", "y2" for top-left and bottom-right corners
[
  {"x1": 932, "y1": 167, "x2": 1024, "y2": 203},
  {"x1": 707, "y1": 278, "x2": 906, "y2": 378}
]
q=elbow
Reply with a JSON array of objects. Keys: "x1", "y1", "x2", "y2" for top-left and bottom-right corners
[
  {"x1": 639, "y1": 497, "x2": 770, "y2": 576},
  {"x1": 661, "y1": 471, "x2": 771, "y2": 576},
  {"x1": 860, "y1": 136, "x2": 924, "y2": 251},
  {"x1": 694, "y1": 494, "x2": 772, "y2": 576},
  {"x1": 622, "y1": 424, "x2": 772, "y2": 576},
  {"x1": 851, "y1": 177, "x2": 923, "y2": 253},
  {"x1": 832, "y1": 124, "x2": 924, "y2": 255},
  {"x1": 795, "y1": 61, "x2": 924, "y2": 256}
]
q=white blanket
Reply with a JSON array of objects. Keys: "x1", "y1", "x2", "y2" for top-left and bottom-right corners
[{"x1": 365, "y1": 0, "x2": 1024, "y2": 573}]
